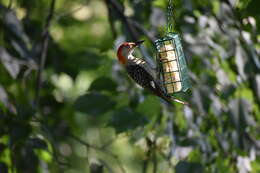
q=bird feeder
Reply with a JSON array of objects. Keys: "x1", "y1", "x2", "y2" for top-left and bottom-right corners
[{"x1": 155, "y1": 32, "x2": 190, "y2": 95}]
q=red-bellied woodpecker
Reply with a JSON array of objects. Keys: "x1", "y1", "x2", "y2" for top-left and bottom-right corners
[{"x1": 116, "y1": 41, "x2": 187, "y2": 105}]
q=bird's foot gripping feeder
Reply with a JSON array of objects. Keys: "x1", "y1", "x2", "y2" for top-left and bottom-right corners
[{"x1": 155, "y1": 32, "x2": 190, "y2": 96}]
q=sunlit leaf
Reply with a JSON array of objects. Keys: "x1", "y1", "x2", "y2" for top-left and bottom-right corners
[
  {"x1": 235, "y1": 44, "x2": 247, "y2": 80},
  {"x1": 0, "y1": 47, "x2": 20, "y2": 79},
  {"x1": 1, "y1": 5, "x2": 29, "y2": 45},
  {"x1": 254, "y1": 74, "x2": 260, "y2": 101},
  {"x1": 0, "y1": 84, "x2": 16, "y2": 114},
  {"x1": 34, "y1": 149, "x2": 52, "y2": 163}
]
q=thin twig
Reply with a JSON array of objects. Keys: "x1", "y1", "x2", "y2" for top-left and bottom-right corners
[
  {"x1": 245, "y1": 132, "x2": 260, "y2": 150},
  {"x1": 105, "y1": 0, "x2": 139, "y2": 40},
  {"x1": 99, "y1": 159, "x2": 114, "y2": 173},
  {"x1": 130, "y1": 20, "x2": 156, "y2": 42},
  {"x1": 69, "y1": 134, "x2": 126, "y2": 173},
  {"x1": 159, "y1": 152, "x2": 175, "y2": 169},
  {"x1": 69, "y1": 134, "x2": 97, "y2": 149},
  {"x1": 34, "y1": 0, "x2": 56, "y2": 106},
  {"x1": 142, "y1": 137, "x2": 151, "y2": 173},
  {"x1": 54, "y1": 0, "x2": 90, "y2": 22},
  {"x1": 106, "y1": 0, "x2": 154, "y2": 41},
  {"x1": 142, "y1": 158, "x2": 148, "y2": 173},
  {"x1": 165, "y1": 109, "x2": 176, "y2": 160},
  {"x1": 8, "y1": 0, "x2": 13, "y2": 9},
  {"x1": 152, "y1": 141, "x2": 157, "y2": 173},
  {"x1": 100, "y1": 137, "x2": 117, "y2": 150},
  {"x1": 104, "y1": 0, "x2": 117, "y2": 39}
]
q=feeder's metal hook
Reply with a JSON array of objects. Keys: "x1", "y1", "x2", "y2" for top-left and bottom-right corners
[{"x1": 167, "y1": 0, "x2": 174, "y2": 33}]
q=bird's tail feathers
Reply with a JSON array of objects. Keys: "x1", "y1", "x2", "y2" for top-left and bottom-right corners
[
  {"x1": 152, "y1": 81, "x2": 188, "y2": 105},
  {"x1": 171, "y1": 98, "x2": 189, "y2": 105},
  {"x1": 156, "y1": 90, "x2": 188, "y2": 106}
]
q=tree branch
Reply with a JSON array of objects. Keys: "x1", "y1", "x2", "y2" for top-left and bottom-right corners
[
  {"x1": 34, "y1": 0, "x2": 56, "y2": 106},
  {"x1": 105, "y1": 0, "x2": 156, "y2": 68},
  {"x1": 105, "y1": 0, "x2": 139, "y2": 40}
]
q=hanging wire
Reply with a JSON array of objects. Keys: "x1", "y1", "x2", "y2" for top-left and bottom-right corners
[{"x1": 167, "y1": 0, "x2": 174, "y2": 33}]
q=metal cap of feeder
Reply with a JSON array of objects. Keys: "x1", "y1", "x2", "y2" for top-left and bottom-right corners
[{"x1": 155, "y1": 32, "x2": 190, "y2": 95}]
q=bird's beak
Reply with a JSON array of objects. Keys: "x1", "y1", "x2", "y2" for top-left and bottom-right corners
[{"x1": 134, "y1": 40, "x2": 145, "y2": 47}]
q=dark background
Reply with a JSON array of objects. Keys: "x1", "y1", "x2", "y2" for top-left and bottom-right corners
[{"x1": 0, "y1": 0, "x2": 260, "y2": 172}]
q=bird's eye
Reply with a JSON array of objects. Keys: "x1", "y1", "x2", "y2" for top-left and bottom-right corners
[{"x1": 129, "y1": 44, "x2": 135, "y2": 48}]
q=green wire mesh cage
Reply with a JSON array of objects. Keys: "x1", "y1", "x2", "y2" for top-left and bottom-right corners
[{"x1": 155, "y1": 32, "x2": 190, "y2": 95}]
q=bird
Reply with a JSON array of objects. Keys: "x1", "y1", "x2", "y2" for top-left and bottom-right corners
[{"x1": 116, "y1": 40, "x2": 187, "y2": 105}]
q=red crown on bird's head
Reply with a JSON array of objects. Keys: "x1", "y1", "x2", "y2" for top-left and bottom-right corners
[
  {"x1": 117, "y1": 41, "x2": 144, "y2": 65},
  {"x1": 117, "y1": 42, "x2": 132, "y2": 65}
]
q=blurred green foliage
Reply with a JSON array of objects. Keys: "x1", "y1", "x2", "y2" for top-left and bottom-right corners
[{"x1": 0, "y1": 0, "x2": 260, "y2": 172}]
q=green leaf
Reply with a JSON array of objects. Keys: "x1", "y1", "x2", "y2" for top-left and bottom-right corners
[
  {"x1": 247, "y1": 0, "x2": 260, "y2": 17},
  {"x1": 175, "y1": 161, "x2": 204, "y2": 173},
  {"x1": 74, "y1": 93, "x2": 116, "y2": 116},
  {"x1": 88, "y1": 77, "x2": 117, "y2": 93},
  {"x1": 136, "y1": 95, "x2": 160, "y2": 118},
  {"x1": 109, "y1": 107, "x2": 148, "y2": 133}
]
